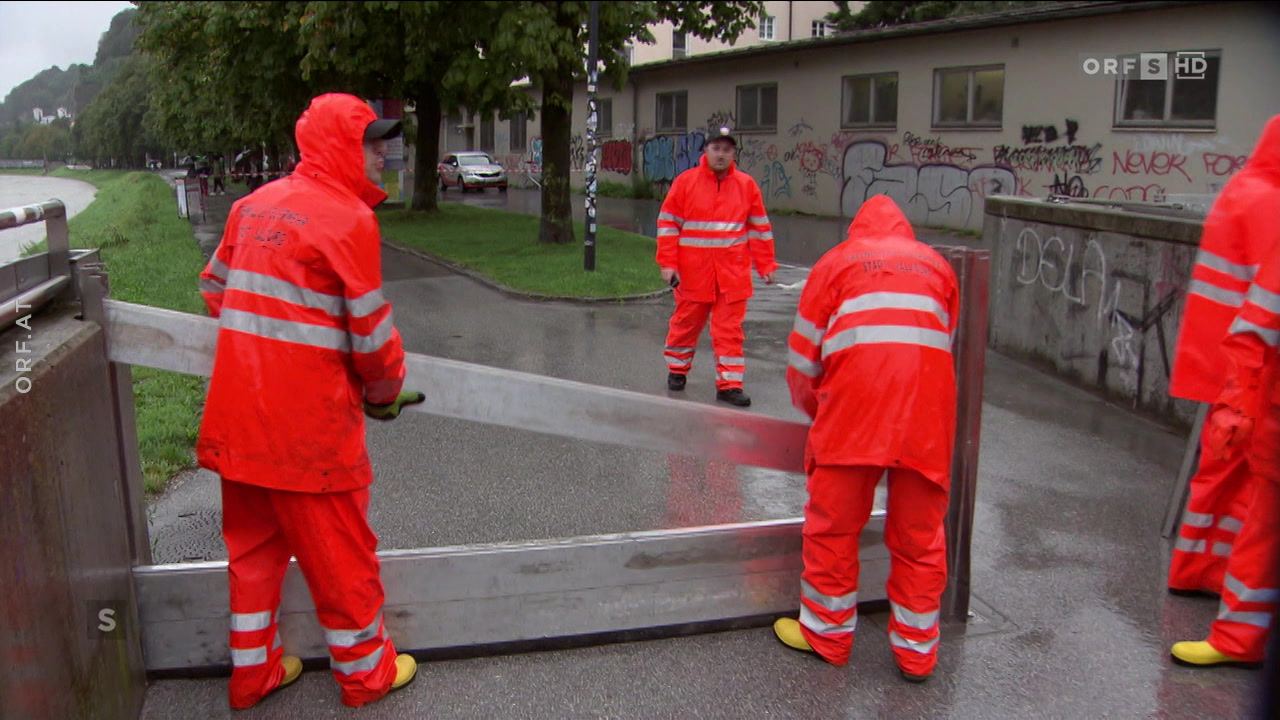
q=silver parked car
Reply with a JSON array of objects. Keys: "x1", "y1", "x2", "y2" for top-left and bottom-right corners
[{"x1": 438, "y1": 152, "x2": 508, "y2": 193}]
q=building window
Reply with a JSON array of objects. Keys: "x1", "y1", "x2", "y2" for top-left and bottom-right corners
[
  {"x1": 933, "y1": 65, "x2": 1004, "y2": 128},
  {"x1": 1114, "y1": 50, "x2": 1220, "y2": 129},
  {"x1": 656, "y1": 91, "x2": 688, "y2": 132},
  {"x1": 510, "y1": 111, "x2": 527, "y2": 153},
  {"x1": 673, "y1": 31, "x2": 687, "y2": 59},
  {"x1": 621, "y1": 43, "x2": 634, "y2": 66},
  {"x1": 842, "y1": 73, "x2": 898, "y2": 128},
  {"x1": 480, "y1": 112, "x2": 496, "y2": 153},
  {"x1": 736, "y1": 83, "x2": 778, "y2": 132},
  {"x1": 812, "y1": 20, "x2": 831, "y2": 37},
  {"x1": 759, "y1": 15, "x2": 775, "y2": 41},
  {"x1": 595, "y1": 98, "x2": 614, "y2": 138}
]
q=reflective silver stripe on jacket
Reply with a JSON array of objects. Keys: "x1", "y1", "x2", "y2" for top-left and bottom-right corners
[
  {"x1": 822, "y1": 325, "x2": 953, "y2": 358},
  {"x1": 200, "y1": 278, "x2": 225, "y2": 294},
  {"x1": 891, "y1": 602, "x2": 940, "y2": 630},
  {"x1": 1187, "y1": 279, "x2": 1245, "y2": 307},
  {"x1": 748, "y1": 230, "x2": 774, "y2": 241},
  {"x1": 351, "y1": 312, "x2": 396, "y2": 354},
  {"x1": 228, "y1": 270, "x2": 345, "y2": 316},
  {"x1": 802, "y1": 579, "x2": 858, "y2": 612},
  {"x1": 657, "y1": 227, "x2": 680, "y2": 237},
  {"x1": 800, "y1": 605, "x2": 856, "y2": 635},
  {"x1": 678, "y1": 234, "x2": 748, "y2": 248},
  {"x1": 683, "y1": 220, "x2": 745, "y2": 232},
  {"x1": 658, "y1": 212, "x2": 685, "y2": 226},
  {"x1": 1225, "y1": 573, "x2": 1280, "y2": 604},
  {"x1": 889, "y1": 631, "x2": 939, "y2": 654},
  {"x1": 748, "y1": 215, "x2": 770, "y2": 225},
  {"x1": 792, "y1": 313, "x2": 826, "y2": 346},
  {"x1": 331, "y1": 644, "x2": 386, "y2": 675},
  {"x1": 347, "y1": 288, "x2": 388, "y2": 318},
  {"x1": 230, "y1": 610, "x2": 273, "y2": 633},
  {"x1": 324, "y1": 612, "x2": 383, "y2": 648},
  {"x1": 1196, "y1": 249, "x2": 1258, "y2": 282},
  {"x1": 221, "y1": 308, "x2": 350, "y2": 351},
  {"x1": 788, "y1": 348, "x2": 822, "y2": 378},
  {"x1": 1218, "y1": 516, "x2": 1244, "y2": 534},
  {"x1": 207, "y1": 256, "x2": 231, "y2": 282},
  {"x1": 1246, "y1": 283, "x2": 1280, "y2": 314},
  {"x1": 1229, "y1": 317, "x2": 1280, "y2": 346},
  {"x1": 835, "y1": 292, "x2": 950, "y2": 330}
]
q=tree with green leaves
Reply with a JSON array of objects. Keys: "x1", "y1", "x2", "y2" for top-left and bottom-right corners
[
  {"x1": 826, "y1": 1, "x2": 1055, "y2": 30},
  {"x1": 73, "y1": 54, "x2": 165, "y2": 168},
  {"x1": 295, "y1": 1, "x2": 529, "y2": 213},
  {"x1": 134, "y1": 1, "x2": 338, "y2": 171},
  {"x1": 473, "y1": 1, "x2": 764, "y2": 244}
]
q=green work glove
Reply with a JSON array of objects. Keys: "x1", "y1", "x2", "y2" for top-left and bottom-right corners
[{"x1": 363, "y1": 390, "x2": 426, "y2": 421}]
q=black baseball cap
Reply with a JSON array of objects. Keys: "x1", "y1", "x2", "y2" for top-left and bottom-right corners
[
  {"x1": 708, "y1": 126, "x2": 736, "y2": 147},
  {"x1": 365, "y1": 118, "x2": 403, "y2": 141}
]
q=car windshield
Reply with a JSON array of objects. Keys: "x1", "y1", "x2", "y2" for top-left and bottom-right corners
[{"x1": 458, "y1": 155, "x2": 493, "y2": 166}]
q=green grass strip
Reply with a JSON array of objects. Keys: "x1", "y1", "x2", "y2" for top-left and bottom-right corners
[{"x1": 378, "y1": 203, "x2": 668, "y2": 298}]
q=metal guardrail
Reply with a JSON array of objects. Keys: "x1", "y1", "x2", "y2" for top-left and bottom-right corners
[{"x1": 0, "y1": 200, "x2": 73, "y2": 333}]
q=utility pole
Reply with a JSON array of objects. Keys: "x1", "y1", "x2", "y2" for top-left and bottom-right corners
[{"x1": 584, "y1": 0, "x2": 600, "y2": 271}]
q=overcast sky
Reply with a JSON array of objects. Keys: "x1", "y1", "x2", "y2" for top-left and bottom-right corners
[{"x1": 0, "y1": 1, "x2": 135, "y2": 101}]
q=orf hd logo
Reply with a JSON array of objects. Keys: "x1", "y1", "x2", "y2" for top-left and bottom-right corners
[{"x1": 1081, "y1": 51, "x2": 1208, "y2": 80}]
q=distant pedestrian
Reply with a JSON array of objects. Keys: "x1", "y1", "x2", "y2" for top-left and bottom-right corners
[
  {"x1": 211, "y1": 154, "x2": 226, "y2": 195},
  {"x1": 655, "y1": 126, "x2": 777, "y2": 407}
]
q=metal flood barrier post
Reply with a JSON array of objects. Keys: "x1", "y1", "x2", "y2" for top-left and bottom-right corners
[{"x1": 15, "y1": 212, "x2": 988, "y2": 673}]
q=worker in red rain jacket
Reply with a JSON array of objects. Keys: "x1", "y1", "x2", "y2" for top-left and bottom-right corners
[
  {"x1": 1167, "y1": 115, "x2": 1280, "y2": 597},
  {"x1": 197, "y1": 93, "x2": 424, "y2": 709},
  {"x1": 1171, "y1": 226, "x2": 1280, "y2": 668},
  {"x1": 772, "y1": 195, "x2": 959, "y2": 684},
  {"x1": 656, "y1": 126, "x2": 778, "y2": 408}
]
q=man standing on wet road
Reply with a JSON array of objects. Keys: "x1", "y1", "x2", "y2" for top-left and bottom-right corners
[{"x1": 656, "y1": 126, "x2": 778, "y2": 408}]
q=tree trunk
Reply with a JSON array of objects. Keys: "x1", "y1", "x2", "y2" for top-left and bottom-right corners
[
  {"x1": 411, "y1": 85, "x2": 442, "y2": 212},
  {"x1": 538, "y1": 67, "x2": 575, "y2": 245}
]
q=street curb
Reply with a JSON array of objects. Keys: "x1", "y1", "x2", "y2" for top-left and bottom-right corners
[{"x1": 381, "y1": 238, "x2": 673, "y2": 304}]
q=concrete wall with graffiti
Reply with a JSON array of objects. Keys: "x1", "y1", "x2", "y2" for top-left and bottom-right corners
[
  {"x1": 486, "y1": 2, "x2": 1277, "y2": 232},
  {"x1": 983, "y1": 197, "x2": 1204, "y2": 426}
]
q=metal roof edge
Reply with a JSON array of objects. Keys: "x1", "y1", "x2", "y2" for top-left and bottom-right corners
[{"x1": 623, "y1": 1, "x2": 1216, "y2": 75}]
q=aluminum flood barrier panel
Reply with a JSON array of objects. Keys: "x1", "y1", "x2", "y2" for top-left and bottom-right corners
[{"x1": 83, "y1": 246, "x2": 989, "y2": 673}]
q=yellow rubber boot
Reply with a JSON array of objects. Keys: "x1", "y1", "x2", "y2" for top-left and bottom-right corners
[
  {"x1": 279, "y1": 655, "x2": 303, "y2": 687},
  {"x1": 773, "y1": 618, "x2": 816, "y2": 654},
  {"x1": 390, "y1": 653, "x2": 418, "y2": 691},
  {"x1": 1170, "y1": 641, "x2": 1262, "y2": 669}
]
